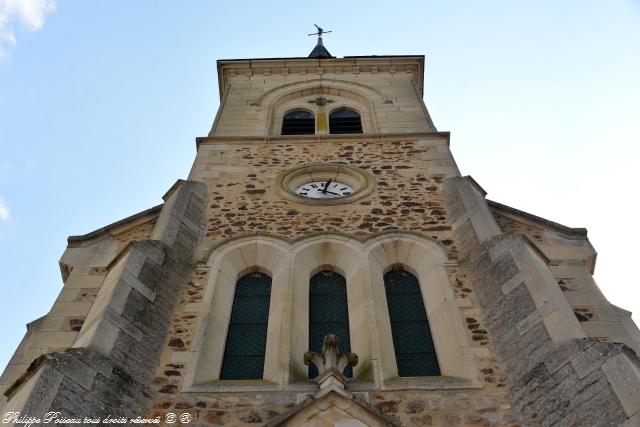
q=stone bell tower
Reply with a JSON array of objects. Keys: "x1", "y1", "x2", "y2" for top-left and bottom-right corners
[{"x1": 2, "y1": 33, "x2": 640, "y2": 426}]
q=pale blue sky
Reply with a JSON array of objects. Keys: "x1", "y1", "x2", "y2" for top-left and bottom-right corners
[{"x1": 0, "y1": 1, "x2": 639, "y2": 371}]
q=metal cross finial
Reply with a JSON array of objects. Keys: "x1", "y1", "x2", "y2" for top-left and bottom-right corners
[{"x1": 308, "y1": 24, "x2": 332, "y2": 38}]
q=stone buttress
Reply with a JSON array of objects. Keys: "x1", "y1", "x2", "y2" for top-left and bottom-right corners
[{"x1": 1, "y1": 181, "x2": 207, "y2": 420}]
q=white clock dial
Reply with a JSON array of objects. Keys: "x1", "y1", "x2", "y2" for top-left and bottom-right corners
[{"x1": 295, "y1": 180, "x2": 354, "y2": 199}]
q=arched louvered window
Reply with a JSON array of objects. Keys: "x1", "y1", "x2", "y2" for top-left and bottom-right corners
[
  {"x1": 384, "y1": 269, "x2": 440, "y2": 376},
  {"x1": 309, "y1": 270, "x2": 352, "y2": 378},
  {"x1": 329, "y1": 109, "x2": 362, "y2": 134},
  {"x1": 282, "y1": 110, "x2": 315, "y2": 135},
  {"x1": 220, "y1": 272, "x2": 272, "y2": 380}
]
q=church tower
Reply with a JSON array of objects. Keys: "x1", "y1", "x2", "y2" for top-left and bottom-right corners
[{"x1": 2, "y1": 35, "x2": 640, "y2": 426}]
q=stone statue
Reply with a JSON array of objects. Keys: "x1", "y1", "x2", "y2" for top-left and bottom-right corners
[{"x1": 304, "y1": 334, "x2": 358, "y2": 391}]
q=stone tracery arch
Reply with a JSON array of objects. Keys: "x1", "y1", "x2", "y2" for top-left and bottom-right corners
[
  {"x1": 186, "y1": 236, "x2": 290, "y2": 388},
  {"x1": 289, "y1": 237, "x2": 365, "y2": 381},
  {"x1": 183, "y1": 232, "x2": 480, "y2": 392},
  {"x1": 261, "y1": 80, "x2": 386, "y2": 135},
  {"x1": 365, "y1": 234, "x2": 478, "y2": 384},
  {"x1": 253, "y1": 78, "x2": 391, "y2": 107}
]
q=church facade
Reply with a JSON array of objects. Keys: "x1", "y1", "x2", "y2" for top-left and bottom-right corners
[{"x1": 1, "y1": 40, "x2": 640, "y2": 426}]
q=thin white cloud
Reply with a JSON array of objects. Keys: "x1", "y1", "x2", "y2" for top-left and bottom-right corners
[
  {"x1": 0, "y1": 197, "x2": 10, "y2": 221},
  {"x1": 0, "y1": 0, "x2": 54, "y2": 60}
]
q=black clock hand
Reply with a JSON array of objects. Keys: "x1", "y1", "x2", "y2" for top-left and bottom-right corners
[
  {"x1": 324, "y1": 190, "x2": 341, "y2": 196},
  {"x1": 322, "y1": 179, "x2": 332, "y2": 194}
]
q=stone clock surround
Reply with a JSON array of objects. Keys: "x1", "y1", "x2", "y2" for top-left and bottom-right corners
[
  {"x1": 180, "y1": 232, "x2": 483, "y2": 393},
  {"x1": 275, "y1": 163, "x2": 376, "y2": 205}
]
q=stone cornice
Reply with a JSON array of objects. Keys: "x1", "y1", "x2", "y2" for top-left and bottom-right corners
[
  {"x1": 216, "y1": 55, "x2": 425, "y2": 99},
  {"x1": 195, "y1": 131, "x2": 451, "y2": 149}
]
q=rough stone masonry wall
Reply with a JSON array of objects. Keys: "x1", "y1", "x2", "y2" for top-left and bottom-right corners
[
  {"x1": 144, "y1": 389, "x2": 517, "y2": 426},
  {"x1": 194, "y1": 137, "x2": 459, "y2": 258},
  {"x1": 2, "y1": 180, "x2": 208, "y2": 421},
  {"x1": 142, "y1": 138, "x2": 520, "y2": 426},
  {"x1": 444, "y1": 176, "x2": 640, "y2": 426}
]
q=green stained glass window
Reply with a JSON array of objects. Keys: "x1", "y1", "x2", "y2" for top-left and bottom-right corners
[
  {"x1": 220, "y1": 272, "x2": 271, "y2": 380},
  {"x1": 384, "y1": 269, "x2": 440, "y2": 377},
  {"x1": 308, "y1": 270, "x2": 352, "y2": 378}
]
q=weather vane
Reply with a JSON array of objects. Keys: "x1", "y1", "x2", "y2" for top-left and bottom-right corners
[{"x1": 308, "y1": 24, "x2": 332, "y2": 39}]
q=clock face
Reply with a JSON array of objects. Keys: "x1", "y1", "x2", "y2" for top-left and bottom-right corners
[{"x1": 295, "y1": 180, "x2": 354, "y2": 199}]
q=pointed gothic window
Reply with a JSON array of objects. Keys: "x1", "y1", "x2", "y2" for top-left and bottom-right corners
[
  {"x1": 220, "y1": 272, "x2": 272, "y2": 380},
  {"x1": 308, "y1": 270, "x2": 352, "y2": 378},
  {"x1": 282, "y1": 110, "x2": 315, "y2": 135},
  {"x1": 384, "y1": 269, "x2": 440, "y2": 376},
  {"x1": 329, "y1": 109, "x2": 362, "y2": 134}
]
